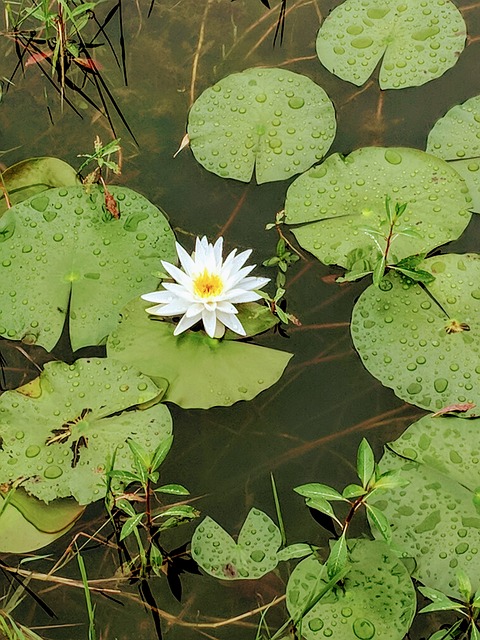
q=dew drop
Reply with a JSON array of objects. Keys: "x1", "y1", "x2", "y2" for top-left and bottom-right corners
[
  {"x1": 352, "y1": 618, "x2": 376, "y2": 639},
  {"x1": 44, "y1": 465, "x2": 63, "y2": 479}
]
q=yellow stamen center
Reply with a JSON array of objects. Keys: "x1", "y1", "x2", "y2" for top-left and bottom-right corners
[{"x1": 193, "y1": 270, "x2": 224, "y2": 299}]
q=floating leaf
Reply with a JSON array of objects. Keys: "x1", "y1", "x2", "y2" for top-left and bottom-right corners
[
  {"x1": 427, "y1": 95, "x2": 480, "y2": 213},
  {"x1": 0, "y1": 157, "x2": 80, "y2": 216},
  {"x1": 0, "y1": 358, "x2": 172, "y2": 504},
  {"x1": 284, "y1": 148, "x2": 471, "y2": 270},
  {"x1": 286, "y1": 539, "x2": 415, "y2": 639},
  {"x1": 371, "y1": 414, "x2": 480, "y2": 599},
  {"x1": 187, "y1": 67, "x2": 336, "y2": 184},
  {"x1": 0, "y1": 489, "x2": 84, "y2": 553},
  {"x1": 191, "y1": 508, "x2": 281, "y2": 580},
  {"x1": 351, "y1": 253, "x2": 480, "y2": 414},
  {"x1": 107, "y1": 298, "x2": 293, "y2": 409},
  {"x1": 316, "y1": 0, "x2": 466, "y2": 89},
  {"x1": 0, "y1": 185, "x2": 175, "y2": 351}
]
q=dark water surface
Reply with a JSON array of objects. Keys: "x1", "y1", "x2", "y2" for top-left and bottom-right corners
[{"x1": 1, "y1": 1, "x2": 480, "y2": 638}]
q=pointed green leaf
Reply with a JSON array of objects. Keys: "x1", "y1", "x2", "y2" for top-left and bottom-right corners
[
  {"x1": 277, "y1": 543, "x2": 314, "y2": 563},
  {"x1": 154, "y1": 484, "x2": 190, "y2": 496},
  {"x1": 294, "y1": 483, "x2": 347, "y2": 502},
  {"x1": 120, "y1": 513, "x2": 144, "y2": 541},
  {"x1": 366, "y1": 503, "x2": 391, "y2": 542},
  {"x1": 326, "y1": 533, "x2": 348, "y2": 579},
  {"x1": 342, "y1": 484, "x2": 367, "y2": 499},
  {"x1": 357, "y1": 438, "x2": 375, "y2": 487}
]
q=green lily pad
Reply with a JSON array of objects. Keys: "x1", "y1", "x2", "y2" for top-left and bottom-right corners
[
  {"x1": 371, "y1": 414, "x2": 480, "y2": 598},
  {"x1": 0, "y1": 489, "x2": 84, "y2": 553},
  {"x1": 191, "y1": 508, "x2": 282, "y2": 580},
  {"x1": 350, "y1": 253, "x2": 480, "y2": 414},
  {"x1": 107, "y1": 298, "x2": 293, "y2": 409},
  {"x1": 285, "y1": 148, "x2": 471, "y2": 270},
  {"x1": 0, "y1": 157, "x2": 80, "y2": 216},
  {"x1": 316, "y1": 0, "x2": 466, "y2": 89},
  {"x1": 187, "y1": 67, "x2": 336, "y2": 184},
  {"x1": 0, "y1": 358, "x2": 172, "y2": 504},
  {"x1": 0, "y1": 185, "x2": 175, "y2": 351},
  {"x1": 427, "y1": 95, "x2": 480, "y2": 213},
  {"x1": 286, "y1": 539, "x2": 416, "y2": 639}
]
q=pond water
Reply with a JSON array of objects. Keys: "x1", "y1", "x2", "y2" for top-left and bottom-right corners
[{"x1": 1, "y1": 0, "x2": 480, "y2": 638}]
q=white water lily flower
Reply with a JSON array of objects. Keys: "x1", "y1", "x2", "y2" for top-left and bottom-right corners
[{"x1": 142, "y1": 236, "x2": 270, "y2": 339}]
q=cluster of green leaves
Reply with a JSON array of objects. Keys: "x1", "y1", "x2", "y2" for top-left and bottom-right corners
[
  {"x1": 420, "y1": 571, "x2": 480, "y2": 640},
  {"x1": 294, "y1": 438, "x2": 408, "y2": 578},
  {"x1": 340, "y1": 195, "x2": 436, "y2": 287},
  {"x1": 107, "y1": 435, "x2": 198, "y2": 581}
]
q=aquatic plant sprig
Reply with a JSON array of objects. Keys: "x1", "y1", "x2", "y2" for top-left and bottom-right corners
[
  {"x1": 340, "y1": 195, "x2": 436, "y2": 287},
  {"x1": 142, "y1": 235, "x2": 270, "y2": 339}
]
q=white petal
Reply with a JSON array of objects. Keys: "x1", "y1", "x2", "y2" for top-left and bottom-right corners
[
  {"x1": 223, "y1": 264, "x2": 255, "y2": 289},
  {"x1": 234, "y1": 276, "x2": 270, "y2": 291},
  {"x1": 161, "y1": 261, "x2": 193, "y2": 289},
  {"x1": 213, "y1": 237, "x2": 224, "y2": 266},
  {"x1": 176, "y1": 242, "x2": 196, "y2": 276},
  {"x1": 216, "y1": 310, "x2": 246, "y2": 336},
  {"x1": 145, "y1": 304, "x2": 167, "y2": 316},
  {"x1": 153, "y1": 299, "x2": 191, "y2": 316},
  {"x1": 221, "y1": 249, "x2": 251, "y2": 280},
  {"x1": 141, "y1": 290, "x2": 174, "y2": 303},
  {"x1": 216, "y1": 301, "x2": 238, "y2": 314},
  {"x1": 174, "y1": 312, "x2": 202, "y2": 335},
  {"x1": 185, "y1": 303, "x2": 204, "y2": 317},
  {"x1": 161, "y1": 282, "x2": 195, "y2": 301},
  {"x1": 222, "y1": 290, "x2": 263, "y2": 303},
  {"x1": 213, "y1": 319, "x2": 226, "y2": 339},
  {"x1": 202, "y1": 308, "x2": 218, "y2": 338}
]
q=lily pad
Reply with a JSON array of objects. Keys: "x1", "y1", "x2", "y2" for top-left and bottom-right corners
[
  {"x1": 0, "y1": 185, "x2": 175, "y2": 351},
  {"x1": 187, "y1": 67, "x2": 336, "y2": 184},
  {"x1": 0, "y1": 489, "x2": 84, "y2": 553},
  {"x1": 350, "y1": 253, "x2": 480, "y2": 414},
  {"x1": 316, "y1": 0, "x2": 466, "y2": 89},
  {"x1": 191, "y1": 508, "x2": 281, "y2": 580},
  {"x1": 371, "y1": 414, "x2": 480, "y2": 598},
  {"x1": 107, "y1": 298, "x2": 293, "y2": 409},
  {"x1": 427, "y1": 95, "x2": 480, "y2": 213},
  {"x1": 0, "y1": 358, "x2": 172, "y2": 504},
  {"x1": 285, "y1": 148, "x2": 471, "y2": 270},
  {"x1": 0, "y1": 157, "x2": 80, "y2": 216},
  {"x1": 286, "y1": 539, "x2": 416, "y2": 639}
]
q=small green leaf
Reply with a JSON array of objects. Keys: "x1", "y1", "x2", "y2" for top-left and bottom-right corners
[
  {"x1": 471, "y1": 623, "x2": 480, "y2": 640},
  {"x1": 120, "y1": 513, "x2": 144, "y2": 541},
  {"x1": 277, "y1": 543, "x2": 315, "y2": 562},
  {"x1": 457, "y1": 568, "x2": 473, "y2": 602},
  {"x1": 150, "y1": 435, "x2": 174, "y2": 472},
  {"x1": 342, "y1": 484, "x2": 367, "y2": 499},
  {"x1": 326, "y1": 533, "x2": 348, "y2": 579},
  {"x1": 304, "y1": 497, "x2": 339, "y2": 523},
  {"x1": 149, "y1": 543, "x2": 164, "y2": 578},
  {"x1": 373, "y1": 255, "x2": 387, "y2": 287},
  {"x1": 294, "y1": 483, "x2": 347, "y2": 502},
  {"x1": 397, "y1": 227, "x2": 423, "y2": 240},
  {"x1": 157, "y1": 505, "x2": 198, "y2": 519},
  {"x1": 357, "y1": 438, "x2": 375, "y2": 488},
  {"x1": 115, "y1": 498, "x2": 137, "y2": 517},
  {"x1": 154, "y1": 484, "x2": 190, "y2": 496},
  {"x1": 127, "y1": 439, "x2": 151, "y2": 471},
  {"x1": 108, "y1": 470, "x2": 140, "y2": 484},
  {"x1": 391, "y1": 266, "x2": 436, "y2": 284},
  {"x1": 366, "y1": 503, "x2": 391, "y2": 542},
  {"x1": 370, "y1": 470, "x2": 409, "y2": 491},
  {"x1": 418, "y1": 586, "x2": 465, "y2": 614}
]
